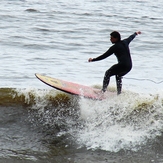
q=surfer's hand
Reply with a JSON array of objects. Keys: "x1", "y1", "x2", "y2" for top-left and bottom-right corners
[
  {"x1": 88, "y1": 58, "x2": 93, "y2": 62},
  {"x1": 136, "y1": 31, "x2": 141, "y2": 35}
]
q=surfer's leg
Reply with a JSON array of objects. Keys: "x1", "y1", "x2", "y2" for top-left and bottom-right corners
[
  {"x1": 116, "y1": 75, "x2": 122, "y2": 95},
  {"x1": 102, "y1": 69, "x2": 111, "y2": 92},
  {"x1": 102, "y1": 64, "x2": 120, "y2": 92},
  {"x1": 115, "y1": 66, "x2": 131, "y2": 95}
]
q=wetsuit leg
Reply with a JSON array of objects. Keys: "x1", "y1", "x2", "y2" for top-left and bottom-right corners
[
  {"x1": 102, "y1": 69, "x2": 111, "y2": 92},
  {"x1": 102, "y1": 64, "x2": 118, "y2": 92},
  {"x1": 116, "y1": 75, "x2": 122, "y2": 95}
]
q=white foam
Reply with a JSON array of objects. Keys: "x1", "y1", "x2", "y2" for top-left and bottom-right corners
[{"x1": 76, "y1": 91, "x2": 163, "y2": 152}]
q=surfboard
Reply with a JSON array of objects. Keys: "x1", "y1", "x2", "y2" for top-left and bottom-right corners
[{"x1": 35, "y1": 73, "x2": 110, "y2": 100}]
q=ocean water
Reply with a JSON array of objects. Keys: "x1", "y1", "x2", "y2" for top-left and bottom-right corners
[{"x1": 1, "y1": 0, "x2": 163, "y2": 162}]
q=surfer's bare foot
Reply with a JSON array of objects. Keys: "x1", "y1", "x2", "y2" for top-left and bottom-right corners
[
  {"x1": 98, "y1": 90, "x2": 105, "y2": 99},
  {"x1": 94, "y1": 90, "x2": 105, "y2": 98},
  {"x1": 94, "y1": 90, "x2": 103, "y2": 94}
]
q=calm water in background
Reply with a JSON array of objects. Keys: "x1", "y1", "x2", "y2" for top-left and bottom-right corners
[{"x1": 1, "y1": 0, "x2": 163, "y2": 162}]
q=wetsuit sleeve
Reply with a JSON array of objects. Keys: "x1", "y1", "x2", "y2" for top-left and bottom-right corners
[
  {"x1": 124, "y1": 32, "x2": 137, "y2": 44},
  {"x1": 92, "y1": 46, "x2": 115, "y2": 62}
]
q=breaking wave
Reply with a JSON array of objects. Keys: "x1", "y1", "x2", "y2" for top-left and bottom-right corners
[{"x1": 1, "y1": 87, "x2": 163, "y2": 152}]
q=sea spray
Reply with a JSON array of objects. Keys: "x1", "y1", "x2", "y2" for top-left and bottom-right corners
[{"x1": 76, "y1": 92, "x2": 163, "y2": 152}]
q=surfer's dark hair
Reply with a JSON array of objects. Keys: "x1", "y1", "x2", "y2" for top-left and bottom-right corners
[{"x1": 110, "y1": 31, "x2": 121, "y2": 41}]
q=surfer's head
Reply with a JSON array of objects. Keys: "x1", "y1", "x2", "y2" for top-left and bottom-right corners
[{"x1": 110, "y1": 31, "x2": 121, "y2": 43}]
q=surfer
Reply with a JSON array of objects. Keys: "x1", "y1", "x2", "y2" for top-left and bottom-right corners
[{"x1": 88, "y1": 31, "x2": 141, "y2": 95}]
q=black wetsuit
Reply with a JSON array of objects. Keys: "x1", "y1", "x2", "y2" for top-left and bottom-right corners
[{"x1": 92, "y1": 32, "x2": 137, "y2": 94}]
